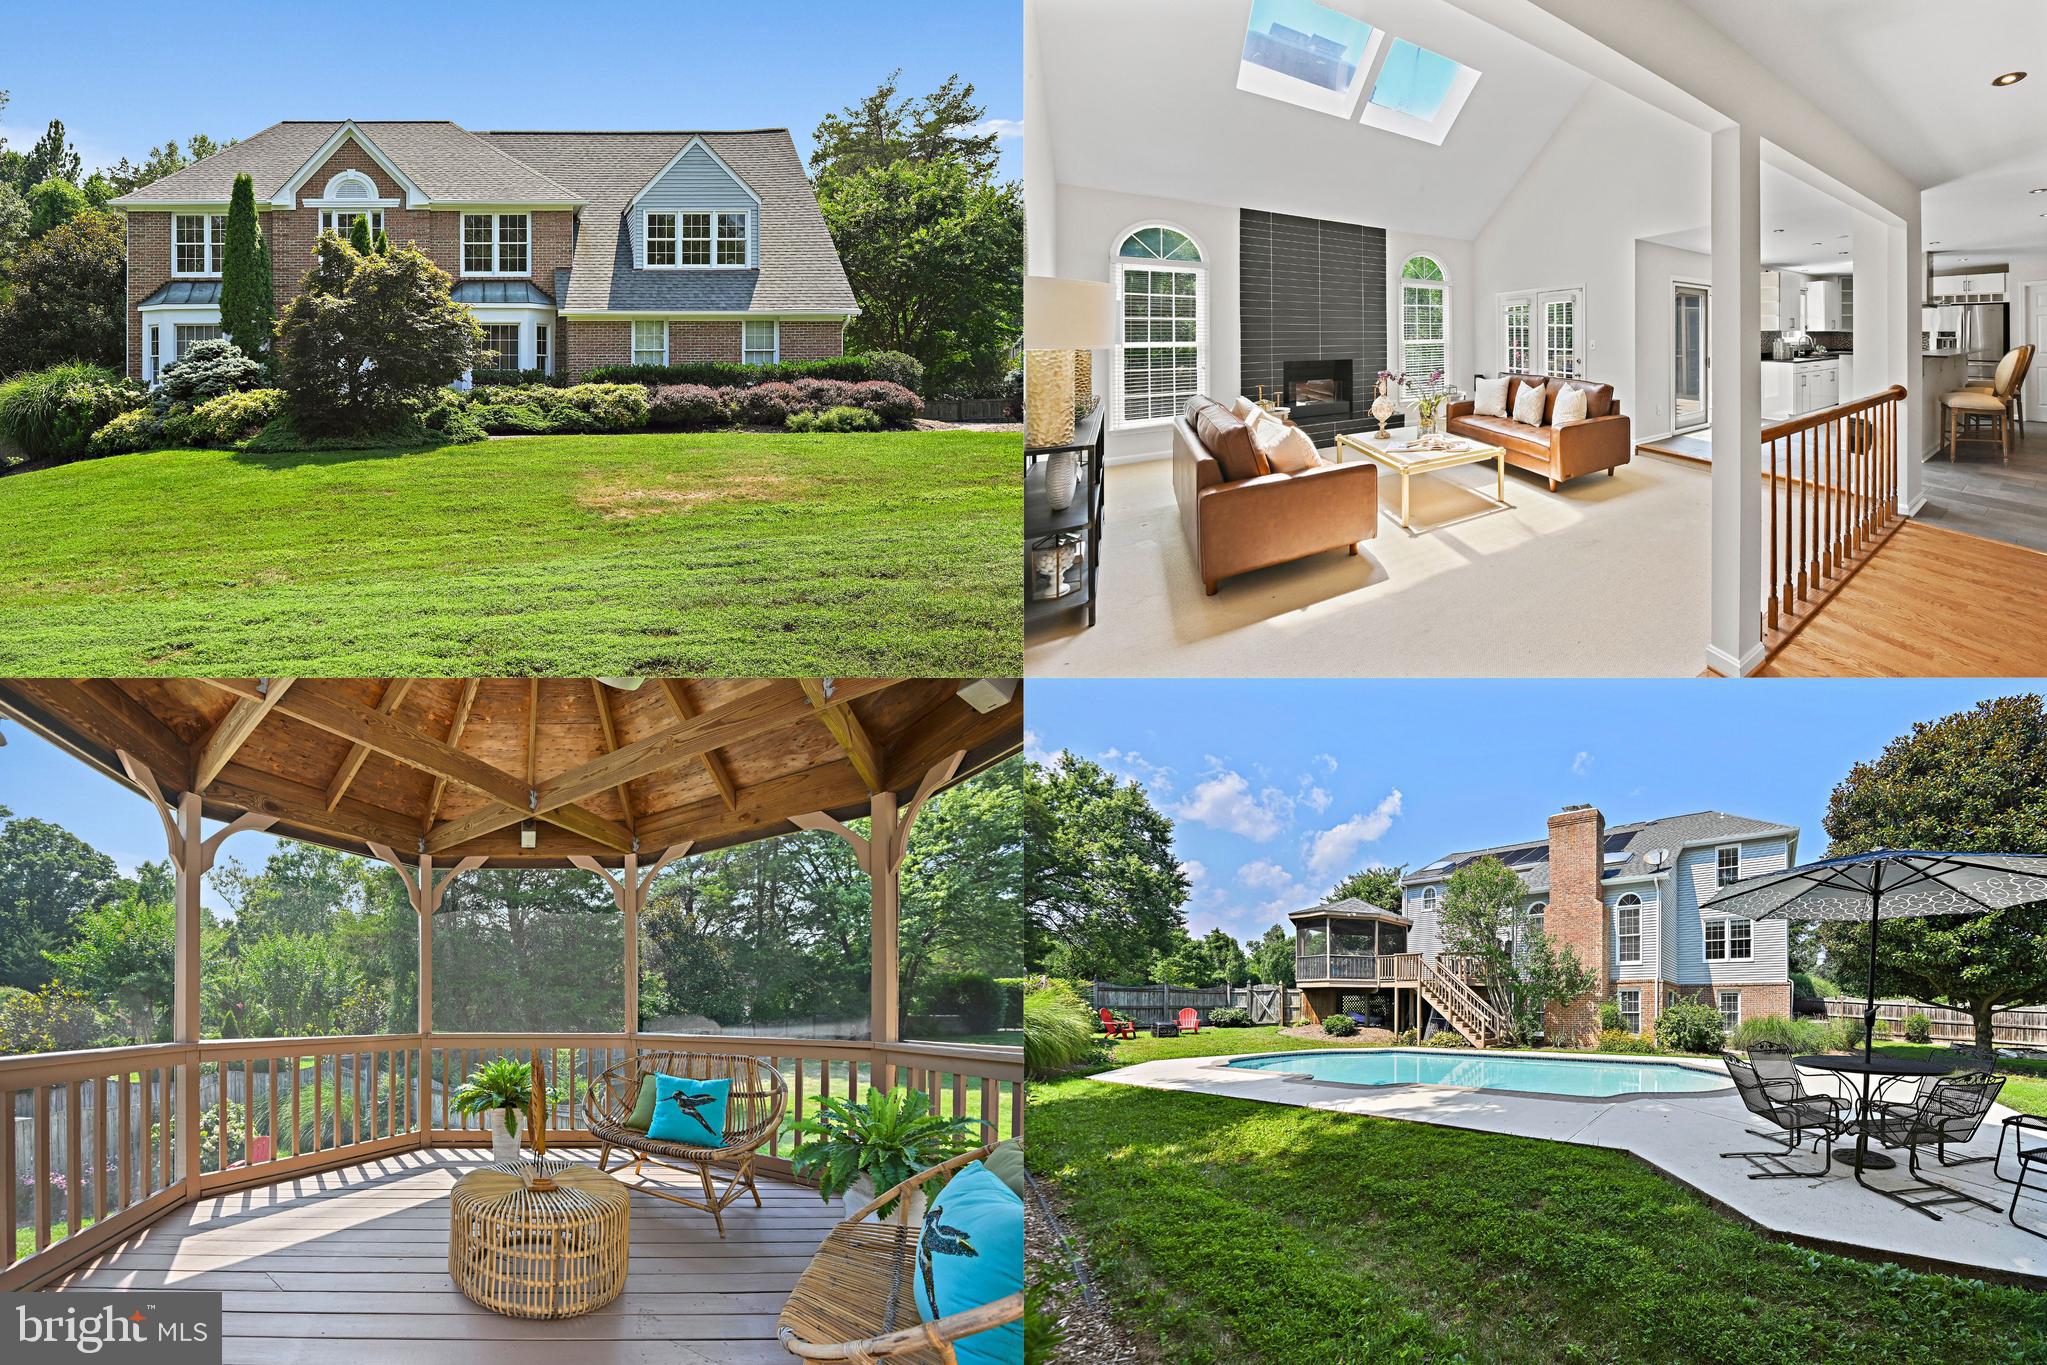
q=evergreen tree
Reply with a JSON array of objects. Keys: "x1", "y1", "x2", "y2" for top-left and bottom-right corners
[
  {"x1": 347, "y1": 214, "x2": 374, "y2": 254},
  {"x1": 372, "y1": 227, "x2": 390, "y2": 256},
  {"x1": 218, "y1": 173, "x2": 273, "y2": 360},
  {"x1": 14, "y1": 119, "x2": 81, "y2": 191}
]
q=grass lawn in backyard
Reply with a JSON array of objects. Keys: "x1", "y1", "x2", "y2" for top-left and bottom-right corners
[
  {"x1": 0, "y1": 430, "x2": 1018, "y2": 674},
  {"x1": 1031, "y1": 1026, "x2": 2047, "y2": 1365}
]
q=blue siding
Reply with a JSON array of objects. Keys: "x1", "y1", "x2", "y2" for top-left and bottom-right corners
[
  {"x1": 1672, "y1": 839, "x2": 1791, "y2": 985},
  {"x1": 631, "y1": 142, "x2": 760, "y2": 270}
]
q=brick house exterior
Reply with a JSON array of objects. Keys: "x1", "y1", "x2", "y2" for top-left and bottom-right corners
[{"x1": 110, "y1": 120, "x2": 857, "y2": 384}]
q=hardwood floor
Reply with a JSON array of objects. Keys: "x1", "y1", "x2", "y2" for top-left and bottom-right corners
[
  {"x1": 1758, "y1": 519, "x2": 2047, "y2": 675},
  {"x1": 1916, "y1": 420, "x2": 2047, "y2": 553},
  {"x1": 56, "y1": 1149, "x2": 838, "y2": 1365}
]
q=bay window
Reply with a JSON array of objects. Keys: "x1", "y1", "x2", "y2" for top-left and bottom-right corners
[{"x1": 480, "y1": 323, "x2": 521, "y2": 369}]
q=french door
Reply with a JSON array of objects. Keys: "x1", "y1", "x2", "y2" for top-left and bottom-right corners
[{"x1": 1674, "y1": 282, "x2": 1709, "y2": 433}]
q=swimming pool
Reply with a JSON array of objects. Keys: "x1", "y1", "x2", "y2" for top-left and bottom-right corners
[{"x1": 1222, "y1": 1049, "x2": 1730, "y2": 1098}]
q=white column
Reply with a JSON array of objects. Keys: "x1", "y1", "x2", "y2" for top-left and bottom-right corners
[{"x1": 1707, "y1": 123, "x2": 1765, "y2": 677}]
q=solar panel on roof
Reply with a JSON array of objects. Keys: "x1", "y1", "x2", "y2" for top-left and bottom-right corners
[{"x1": 1604, "y1": 832, "x2": 1635, "y2": 853}]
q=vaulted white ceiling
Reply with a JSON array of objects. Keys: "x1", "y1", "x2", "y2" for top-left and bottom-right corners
[
  {"x1": 1030, "y1": 0, "x2": 1594, "y2": 239},
  {"x1": 1675, "y1": 0, "x2": 2047, "y2": 260}
]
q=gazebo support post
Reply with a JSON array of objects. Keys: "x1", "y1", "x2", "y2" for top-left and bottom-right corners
[
  {"x1": 368, "y1": 846, "x2": 485, "y2": 1149},
  {"x1": 795, "y1": 749, "x2": 965, "y2": 1089},
  {"x1": 570, "y1": 845, "x2": 693, "y2": 1058},
  {"x1": 117, "y1": 750, "x2": 277, "y2": 1200}
]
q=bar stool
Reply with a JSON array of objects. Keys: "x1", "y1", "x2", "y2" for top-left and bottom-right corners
[
  {"x1": 1963, "y1": 342, "x2": 2034, "y2": 442},
  {"x1": 1944, "y1": 345, "x2": 2031, "y2": 462}
]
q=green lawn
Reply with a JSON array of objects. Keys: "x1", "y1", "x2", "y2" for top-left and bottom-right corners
[
  {"x1": 1031, "y1": 1027, "x2": 2047, "y2": 1365},
  {"x1": 0, "y1": 431, "x2": 1018, "y2": 673}
]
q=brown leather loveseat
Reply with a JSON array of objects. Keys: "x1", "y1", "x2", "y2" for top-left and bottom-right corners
[
  {"x1": 1444, "y1": 374, "x2": 1631, "y2": 490},
  {"x1": 1172, "y1": 396, "x2": 1378, "y2": 595}
]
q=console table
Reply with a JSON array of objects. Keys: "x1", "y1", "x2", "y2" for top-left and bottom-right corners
[{"x1": 1025, "y1": 403, "x2": 1106, "y2": 632}]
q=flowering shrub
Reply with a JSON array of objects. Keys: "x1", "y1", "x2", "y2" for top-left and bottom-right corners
[{"x1": 648, "y1": 383, "x2": 734, "y2": 430}]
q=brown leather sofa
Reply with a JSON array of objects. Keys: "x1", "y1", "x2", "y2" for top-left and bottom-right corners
[
  {"x1": 1172, "y1": 398, "x2": 1378, "y2": 595},
  {"x1": 1444, "y1": 374, "x2": 1630, "y2": 490}
]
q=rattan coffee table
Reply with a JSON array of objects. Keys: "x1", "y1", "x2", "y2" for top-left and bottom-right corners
[
  {"x1": 1334, "y1": 431, "x2": 1510, "y2": 530},
  {"x1": 449, "y1": 1158, "x2": 630, "y2": 1318}
]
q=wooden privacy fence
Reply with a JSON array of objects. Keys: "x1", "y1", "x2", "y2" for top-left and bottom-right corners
[
  {"x1": 1823, "y1": 997, "x2": 2047, "y2": 1049},
  {"x1": 1091, "y1": 983, "x2": 1234, "y2": 1026}
]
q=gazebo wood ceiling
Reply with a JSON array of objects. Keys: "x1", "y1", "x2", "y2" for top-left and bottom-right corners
[{"x1": 0, "y1": 677, "x2": 1021, "y2": 865}]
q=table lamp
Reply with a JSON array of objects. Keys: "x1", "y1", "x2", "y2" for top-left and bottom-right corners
[{"x1": 1024, "y1": 276, "x2": 1116, "y2": 448}]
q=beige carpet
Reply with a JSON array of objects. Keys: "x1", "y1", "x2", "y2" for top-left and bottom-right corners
[{"x1": 1025, "y1": 452, "x2": 1712, "y2": 676}]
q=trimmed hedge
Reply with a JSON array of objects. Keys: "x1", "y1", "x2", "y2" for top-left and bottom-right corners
[
  {"x1": 581, "y1": 356, "x2": 879, "y2": 388},
  {"x1": 647, "y1": 383, "x2": 733, "y2": 430},
  {"x1": 465, "y1": 383, "x2": 650, "y2": 435},
  {"x1": 469, "y1": 367, "x2": 562, "y2": 388}
]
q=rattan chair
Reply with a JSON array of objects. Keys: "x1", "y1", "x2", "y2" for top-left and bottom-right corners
[
  {"x1": 585, "y1": 1050, "x2": 787, "y2": 1236},
  {"x1": 778, "y1": 1143, "x2": 1023, "y2": 1362}
]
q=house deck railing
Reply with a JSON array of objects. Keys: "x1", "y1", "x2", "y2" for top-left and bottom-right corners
[{"x1": 1, "y1": 1031, "x2": 1021, "y2": 1291}]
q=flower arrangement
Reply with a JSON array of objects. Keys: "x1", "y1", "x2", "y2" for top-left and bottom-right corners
[{"x1": 1379, "y1": 369, "x2": 1461, "y2": 434}]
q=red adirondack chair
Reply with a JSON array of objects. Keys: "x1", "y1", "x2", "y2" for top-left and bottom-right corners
[
  {"x1": 1177, "y1": 1007, "x2": 1202, "y2": 1035},
  {"x1": 1099, "y1": 1007, "x2": 1135, "y2": 1039}
]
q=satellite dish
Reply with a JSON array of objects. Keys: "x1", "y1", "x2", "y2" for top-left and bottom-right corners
[{"x1": 1644, "y1": 848, "x2": 1670, "y2": 868}]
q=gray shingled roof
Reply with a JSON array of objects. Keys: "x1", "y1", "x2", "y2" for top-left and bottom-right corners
[
  {"x1": 1403, "y1": 811, "x2": 1798, "y2": 895},
  {"x1": 138, "y1": 280, "x2": 222, "y2": 306},
  {"x1": 1287, "y1": 896, "x2": 1409, "y2": 924},
  {"x1": 108, "y1": 121, "x2": 580, "y2": 206},
  {"x1": 479, "y1": 130, "x2": 857, "y2": 314}
]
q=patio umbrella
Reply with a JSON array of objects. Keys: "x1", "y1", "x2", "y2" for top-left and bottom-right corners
[{"x1": 1704, "y1": 849, "x2": 2047, "y2": 1065}]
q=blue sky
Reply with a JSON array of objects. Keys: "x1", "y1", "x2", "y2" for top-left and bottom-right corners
[
  {"x1": 1025, "y1": 679, "x2": 2042, "y2": 945},
  {"x1": 1, "y1": 1, "x2": 1021, "y2": 180}
]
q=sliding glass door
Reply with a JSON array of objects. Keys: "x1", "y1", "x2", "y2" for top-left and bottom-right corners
[{"x1": 1673, "y1": 282, "x2": 1709, "y2": 433}]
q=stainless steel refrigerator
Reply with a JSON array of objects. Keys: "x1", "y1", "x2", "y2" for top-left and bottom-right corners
[{"x1": 1930, "y1": 302, "x2": 2010, "y2": 382}]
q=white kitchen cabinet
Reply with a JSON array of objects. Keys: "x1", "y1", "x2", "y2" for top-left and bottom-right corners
[
  {"x1": 1760, "y1": 271, "x2": 1782, "y2": 331},
  {"x1": 1933, "y1": 272, "x2": 2007, "y2": 300}
]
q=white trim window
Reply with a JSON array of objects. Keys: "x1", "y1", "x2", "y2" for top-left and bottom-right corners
[
  {"x1": 173, "y1": 214, "x2": 226, "y2": 276},
  {"x1": 1717, "y1": 990, "x2": 1742, "y2": 1031},
  {"x1": 1113, "y1": 225, "x2": 1205, "y2": 429},
  {"x1": 149, "y1": 326, "x2": 162, "y2": 382},
  {"x1": 1703, "y1": 915, "x2": 1754, "y2": 962},
  {"x1": 1420, "y1": 885, "x2": 1439, "y2": 912},
  {"x1": 716, "y1": 211, "x2": 748, "y2": 267},
  {"x1": 1615, "y1": 894, "x2": 1643, "y2": 965},
  {"x1": 535, "y1": 324, "x2": 550, "y2": 376},
  {"x1": 742, "y1": 319, "x2": 779, "y2": 365},
  {"x1": 1541, "y1": 288, "x2": 1585, "y2": 377},
  {"x1": 320, "y1": 208, "x2": 384, "y2": 238},
  {"x1": 645, "y1": 212, "x2": 678, "y2": 268},
  {"x1": 479, "y1": 323, "x2": 521, "y2": 369},
  {"x1": 1399, "y1": 254, "x2": 1449, "y2": 384},
  {"x1": 631, "y1": 320, "x2": 668, "y2": 367},
  {"x1": 1616, "y1": 987, "x2": 1642, "y2": 1034},
  {"x1": 1502, "y1": 296, "x2": 1532, "y2": 373},
  {"x1": 172, "y1": 323, "x2": 222, "y2": 364},
  {"x1": 678, "y1": 213, "x2": 712, "y2": 267},
  {"x1": 463, "y1": 213, "x2": 530, "y2": 276},
  {"x1": 1716, "y1": 845, "x2": 1742, "y2": 886},
  {"x1": 1526, "y1": 901, "x2": 1545, "y2": 937}
]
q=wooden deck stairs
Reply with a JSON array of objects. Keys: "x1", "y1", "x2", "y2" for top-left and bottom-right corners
[{"x1": 1418, "y1": 957, "x2": 1510, "y2": 1046}]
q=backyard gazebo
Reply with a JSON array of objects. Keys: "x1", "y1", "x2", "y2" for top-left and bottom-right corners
[{"x1": 0, "y1": 677, "x2": 1022, "y2": 1357}]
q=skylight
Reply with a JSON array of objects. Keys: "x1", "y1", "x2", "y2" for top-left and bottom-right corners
[
  {"x1": 1237, "y1": 2, "x2": 1481, "y2": 145},
  {"x1": 1357, "y1": 37, "x2": 1480, "y2": 145}
]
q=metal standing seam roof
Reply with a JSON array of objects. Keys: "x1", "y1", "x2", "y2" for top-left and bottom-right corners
[
  {"x1": 137, "y1": 281, "x2": 222, "y2": 307},
  {"x1": 1402, "y1": 811, "x2": 1800, "y2": 895},
  {"x1": 451, "y1": 280, "x2": 556, "y2": 306}
]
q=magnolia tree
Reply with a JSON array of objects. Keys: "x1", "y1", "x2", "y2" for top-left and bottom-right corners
[
  {"x1": 1438, "y1": 856, "x2": 1595, "y2": 1046},
  {"x1": 276, "y1": 234, "x2": 480, "y2": 436}
]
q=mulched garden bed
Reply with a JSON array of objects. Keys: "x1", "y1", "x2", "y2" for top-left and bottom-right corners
[{"x1": 1025, "y1": 1171, "x2": 1160, "y2": 1364}]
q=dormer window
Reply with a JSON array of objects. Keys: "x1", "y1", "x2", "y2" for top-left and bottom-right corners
[
  {"x1": 463, "y1": 213, "x2": 530, "y2": 276},
  {"x1": 643, "y1": 209, "x2": 749, "y2": 269},
  {"x1": 173, "y1": 214, "x2": 226, "y2": 276}
]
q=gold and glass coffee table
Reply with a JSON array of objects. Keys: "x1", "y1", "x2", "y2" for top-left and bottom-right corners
[{"x1": 1334, "y1": 431, "x2": 1510, "y2": 531}]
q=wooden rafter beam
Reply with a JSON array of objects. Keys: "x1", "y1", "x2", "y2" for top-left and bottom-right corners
[
  {"x1": 11, "y1": 679, "x2": 196, "y2": 792},
  {"x1": 656, "y1": 680, "x2": 738, "y2": 810},
  {"x1": 193, "y1": 678, "x2": 296, "y2": 791},
  {"x1": 799, "y1": 678, "x2": 884, "y2": 794},
  {"x1": 590, "y1": 680, "x2": 635, "y2": 832},
  {"x1": 424, "y1": 679, "x2": 480, "y2": 833},
  {"x1": 324, "y1": 679, "x2": 413, "y2": 811}
]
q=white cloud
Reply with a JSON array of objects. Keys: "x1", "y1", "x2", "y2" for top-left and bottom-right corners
[
  {"x1": 1173, "y1": 767, "x2": 1293, "y2": 841},
  {"x1": 1237, "y1": 859, "x2": 1295, "y2": 891},
  {"x1": 1572, "y1": 751, "x2": 1594, "y2": 777},
  {"x1": 1022, "y1": 729, "x2": 1054, "y2": 765},
  {"x1": 973, "y1": 118, "x2": 1024, "y2": 140},
  {"x1": 1314, "y1": 753, "x2": 1339, "y2": 774},
  {"x1": 1304, "y1": 790, "x2": 1404, "y2": 878},
  {"x1": 1180, "y1": 859, "x2": 1207, "y2": 889},
  {"x1": 1101, "y1": 746, "x2": 1175, "y2": 793},
  {"x1": 1298, "y1": 781, "x2": 1332, "y2": 814}
]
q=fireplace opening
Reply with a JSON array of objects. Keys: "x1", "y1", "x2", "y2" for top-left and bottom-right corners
[{"x1": 1282, "y1": 358, "x2": 1353, "y2": 422}]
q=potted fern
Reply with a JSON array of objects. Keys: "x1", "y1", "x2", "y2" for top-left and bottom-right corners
[
  {"x1": 788, "y1": 1086, "x2": 987, "y2": 1221},
  {"x1": 450, "y1": 1057, "x2": 556, "y2": 1164}
]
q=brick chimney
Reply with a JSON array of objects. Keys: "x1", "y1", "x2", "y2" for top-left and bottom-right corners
[{"x1": 1544, "y1": 804, "x2": 1609, "y2": 1042}]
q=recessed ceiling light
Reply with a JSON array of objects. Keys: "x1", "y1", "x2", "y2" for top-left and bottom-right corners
[
  {"x1": 1811, "y1": 241, "x2": 1823, "y2": 246},
  {"x1": 1773, "y1": 228, "x2": 1785, "y2": 233},
  {"x1": 1992, "y1": 71, "x2": 2027, "y2": 87}
]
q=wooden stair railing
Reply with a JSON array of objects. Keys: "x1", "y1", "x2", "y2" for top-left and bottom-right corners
[{"x1": 1418, "y1": 958, "x2": 1508, "y2": 1046}]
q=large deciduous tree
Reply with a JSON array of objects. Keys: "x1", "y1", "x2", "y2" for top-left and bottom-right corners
[
  {"x1": 275, "y1": 235, "x2": 481, "y2": 435},
  {"x1": 1153, "y1": 927, "x2": 1248, "y2": 988},
  {"x1": 45, "y1": 893, "x2": 176, "y2": 1043},
  {"x1": 0, "y1": 208, "x2": 126, "y2": 374},
  {"x1": 26, "y1": 177, "x2": 84, "y2": 236},
  {"x1": 1246, "y1": 924, "x2": 1297, "y2": 986},
  {"x1": 1326, "y1": 865, "x2": 1407, "y2": 910},
  {"x1": 1816, "y1": 693, "x2": 2047, "y2": 1055},
  {"x1": 1024, "y1": 753, "x2": 1189, "y2": 983},
  {"x1": 1438, "y1": 856, "x2": 1595, "y2": 1045},
  {"x1": 0, "y1": 804, "x2": 122, "y2": 992},
  {"x1": 218, "y1": 173, "x2": 274, "y2": 362}
]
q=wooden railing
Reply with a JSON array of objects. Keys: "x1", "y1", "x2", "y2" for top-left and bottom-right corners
[
  {"x1": 1761, "y1": 385, "x2": 1906, "y2": 647},
  {"x1": 1298, "y1": 952, "x2": 1422, "y2": 984},
  {"x1": 1418, "y1": 958, "x2": 1507, "y2": 1046},
  {"x1": 2, "y1": 1031, "x2": 1020, "y2": 1291}
]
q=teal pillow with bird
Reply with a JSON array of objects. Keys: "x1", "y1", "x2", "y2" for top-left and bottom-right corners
[
  {"x1": 913, "y1": 1161, "x2": 1023, "y2": 1365},
  {"x1": 646, "y1": 1074, "x2": 730, "y2": 1147}
]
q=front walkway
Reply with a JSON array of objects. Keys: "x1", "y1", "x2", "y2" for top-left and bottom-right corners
[{"x1": 1096, "y1": 1049, "x2": 2045, "y2": 1284}]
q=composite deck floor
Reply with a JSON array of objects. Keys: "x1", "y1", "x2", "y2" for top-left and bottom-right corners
[{"x1": 56, "y1": 1149, "x2": 836, "y2": 1365}]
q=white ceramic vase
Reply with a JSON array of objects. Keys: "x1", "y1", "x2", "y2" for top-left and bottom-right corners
[
  {"x1": 490, "y1": 1110, "x2": 521, "y2": 1164},
  {"x1": 842, "y1": 1173, "x2": 929, "y2": 1225}
]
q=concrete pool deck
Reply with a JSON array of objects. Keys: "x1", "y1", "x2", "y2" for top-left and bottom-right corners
[{"x1": 1095, "y1": 1048, "x2": 2047, "y2": 1284}]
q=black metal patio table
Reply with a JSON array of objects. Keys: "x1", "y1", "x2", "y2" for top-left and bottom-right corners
[{"x1": 1796, "y1": 1053, "x2": 1964, "y2": 1171}]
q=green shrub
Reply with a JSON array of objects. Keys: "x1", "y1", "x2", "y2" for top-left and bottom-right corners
[
  {"x1": 177, "y1": 388, "x2": 283, "y2": 447},
  {"x1": 466, "y1": 382, "x2": 650, "y2": 435},
  {"x1": 469, "y1": 367, "x2": 562, "y2": 388},
  {"x1": 647, "y1": 383, "x2": 733, "y2": 430},
  {"x1": 1904, "y1": 1011, "x2": 1932, "y2": 1044},
  {"x1": 847, "y1": 380, "x2": 924, "y2": 428},
  {"x1": 0, "y1": 362, "x2": 145, "y2": 461},
  {"x1": 1208, "y1": 1006, "x2": 1253, "y2": 1027},
  {"x1": 241, "y1": 413, "x2": 454, "y2": 454},
  {"x1": 153, "y1": 338, "x2": 265, "y2": 414},
  {"x1": 1597, "y1": 1001, "x2": 1627, "y2": 1032},
  {"x1": 582, "y1": 356, "x2": 877, "y2": 387},
  {"x1": 787, "y1": 403, "x2": 883, "y2": 433},
  {"x1": 913, "y1": 972, "x2": 1006, "y2": 1034},
  {"x1": 415, "y1": 390, "x2": 486, "y2": 444},
  {"x1": 1792, "y1": 971, "x2": 1844, "y2": 1002},
  {"x1": 1321, "y1": 1013, "x2": 1357, "y2": 1037},
  {"x1": 1730, "y1": 1014, "x2": 1832, "y2": 1054},
  {"x1": 1593, "y1": 1029, "x2": 1660, "y2": 1055},
  {"x1": 856, "y1": 349, "x2": 925, "y2": 394},
  {"x1": 87, "y1": 408, "x2": 163, "y2": 455},
  {"x1": 1393, "y1": 1028, "x2": 1419, "y2": 1046},
  {"x1": 1422, "y1": 1028, "x2": 1470, "y2": 1048},
  {"x1": 1654, "y1": 999, "x2": 1727, "y2": 1054},
  {"x1": 1024, "y1": 989, "x2": 1099, "y2": 1078}
]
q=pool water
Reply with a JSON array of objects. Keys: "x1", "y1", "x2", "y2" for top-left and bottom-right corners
[{"x1": 1223, "y1": 1048, "x2": 1729, "y2": 1097}]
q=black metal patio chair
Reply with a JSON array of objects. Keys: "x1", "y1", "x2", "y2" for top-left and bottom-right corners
[
  {"x1": 1719, "y1": 1052, "x2": 1852, "y2": 1179},
  {"x1": 1856, "y1": 1071, "x2": 2006, "y2": 1219},
  {"x1": 2005, "y1": 1124, "x2": 2047, "y2": 1240},
  {"x1": 1743, "y1": 1043, "x2": 1821, "y2": 1140}
]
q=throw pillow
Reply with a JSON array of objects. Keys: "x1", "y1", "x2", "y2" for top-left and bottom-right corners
[
  {"x1": 1251, "y1": 412, "x2": 1319, "y2": 473},
  {"x1": 914, "y1": 1162, "x2": 1024, "y2": 1365},
  {"x1": 646, "y1": 1074, "x2": 731, "y2": 1147},
  {"x1": 1512, "y1": 379, "x2": 1549, "y2": 426},
  {"x1": 1552, "y1": 385, "x2": 1589, "y2": 425},
  {"x1": 1474, "y1": 375, "x2": 1511, "y2": 418},
  {"x1": 623, "y1": 1073, "x2": 658, "y2": 1132},
  {"x1": 1229, "y1": 395, "x2": 1260, "y2": 421},
  {"x1": 1196, "y1": 404, "x2": 1271, "y2": 482},
  {"x1": 982, "y1": 1140, "x2": 1026, "y2": 1200}
]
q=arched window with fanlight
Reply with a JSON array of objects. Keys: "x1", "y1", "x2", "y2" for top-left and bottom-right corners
[
  {"x1": 1399, "y1": 254, "x2": 1449, "y2": 387},
  {"x1": 1112, "y1": 225, "x2": 1206, "y2": 429},
  {"x1": 1614, "y1": 893, "x2": 1643, "y2": 966}
]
